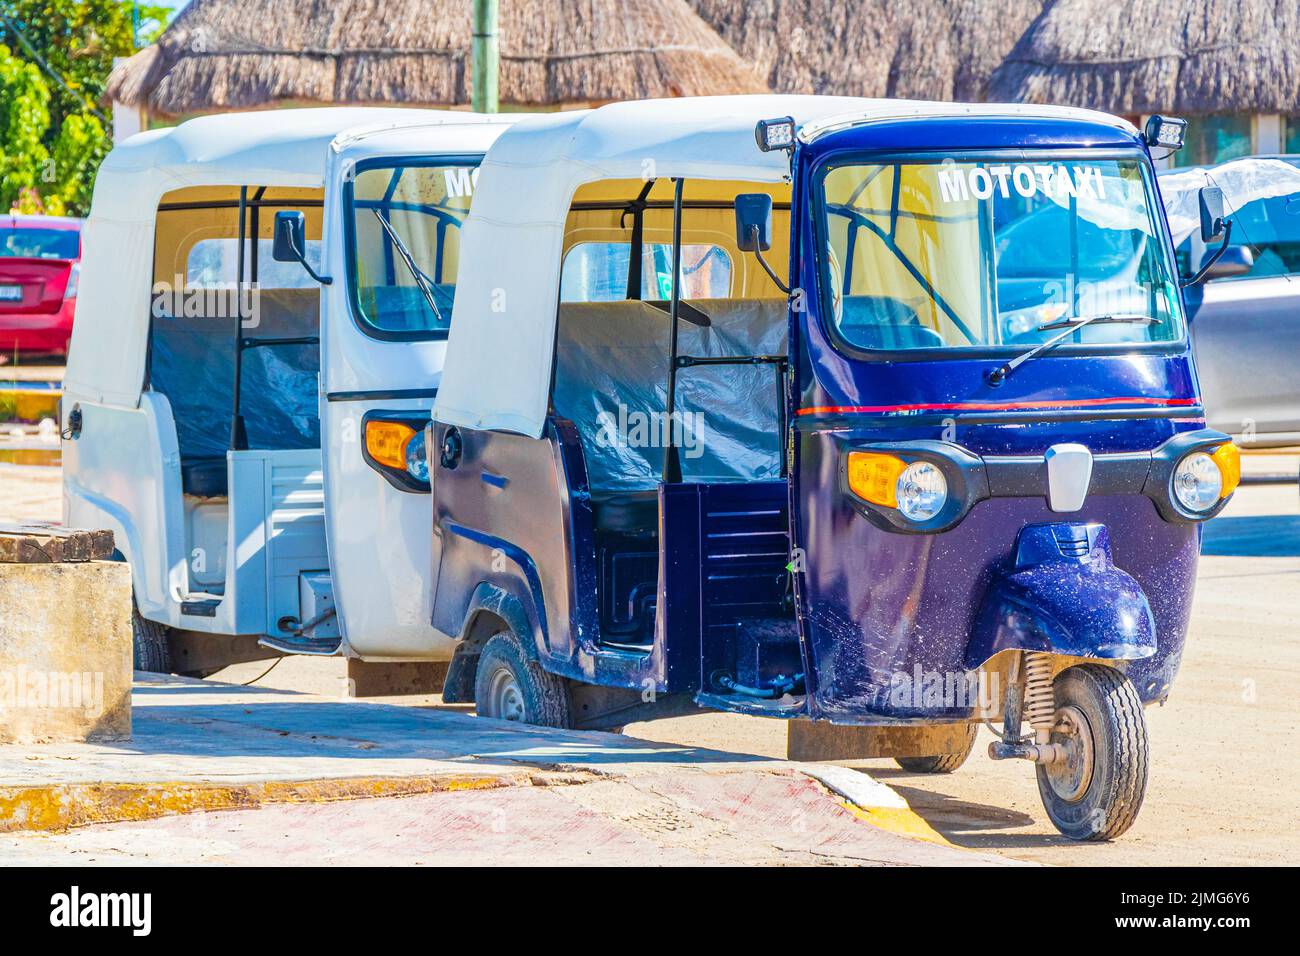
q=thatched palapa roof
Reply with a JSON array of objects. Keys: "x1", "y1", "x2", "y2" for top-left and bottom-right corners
[
  {"x1": 106, "y1": 0, "x2": 766, "y2": 116},
  {"x1": 688, "y1": 0, "x2": 1045, "y2": 102},
  {"x1": 989, "y1": 0, "x2": 1300, "y2": 114}
]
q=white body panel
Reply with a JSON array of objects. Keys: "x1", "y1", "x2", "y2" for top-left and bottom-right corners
[{"x1": 319, "y1": 123, "x2": 515, "y2": 659}]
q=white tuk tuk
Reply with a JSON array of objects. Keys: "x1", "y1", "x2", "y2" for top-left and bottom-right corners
[{"x1": 62, "y1": 107, "x2": 515, "y2": 673}]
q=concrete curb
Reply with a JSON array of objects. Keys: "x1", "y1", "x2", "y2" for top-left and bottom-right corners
[
  {"x1": 0, "y1": 769, "x2": 596, "y2": 833},
  {"x1": 797, "y1": 764, "x2": 953, "y2": 846}
]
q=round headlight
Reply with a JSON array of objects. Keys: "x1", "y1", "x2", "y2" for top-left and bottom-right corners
[
  {"x1": 895, "y1": 461, "x2": 947, "y2": 522},
  {"x1": 1172, "y1": 451, "x2": 1222, "y2": 512},
  {"x1": 404, "y1": 428, "x2": 430, "y2": 482}
]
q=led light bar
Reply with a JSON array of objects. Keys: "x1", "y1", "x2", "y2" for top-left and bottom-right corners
[
  {"x1": 755, "y1": 116, "x2": 797, "y2": 152},
  {"x1": 1144, "y1": 115, "x2": 1187, "y2": 151}
]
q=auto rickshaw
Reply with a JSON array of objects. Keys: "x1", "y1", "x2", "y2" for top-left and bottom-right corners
[
  {"x1": 62, "y1": 107, "x2": 517, "y2": 674},
  {"x1": 427, "y1": 96, "x2": 1239, "y2": 840}
]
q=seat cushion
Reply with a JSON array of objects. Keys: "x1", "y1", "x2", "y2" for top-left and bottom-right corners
[
  {"x1": 590, "y1": 489, "x2": 658, "y2": 535},
  {"x1": 182, "y1": 458, "x2": 228, "y2": 497}
]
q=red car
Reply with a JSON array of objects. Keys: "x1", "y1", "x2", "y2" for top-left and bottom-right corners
[{"x1": 0, "y1": 214, "x2": 82, "y2": 357}]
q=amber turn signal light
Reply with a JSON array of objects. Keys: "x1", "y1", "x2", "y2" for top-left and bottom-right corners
[
  {"x1": 365, "y1": 420, "x2": 418, "y2": 470},
  {"x1": 846, "y1": 451, "x2": 907, "y2": 508},
  {"x1": 1211, "y1": 442, "x2": 1240, "y2": 498}
]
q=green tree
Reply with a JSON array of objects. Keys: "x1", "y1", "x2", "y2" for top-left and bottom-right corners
[
  {"x1": 0, "y1": 42, "x2": 51, "y2": 211},
  {"x1": 0, "y1": 1, "x2": 168, "y2": 215}
]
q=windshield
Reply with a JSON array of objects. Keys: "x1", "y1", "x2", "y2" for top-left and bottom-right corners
[
  {"x1": 818, "y1": 156, "x2": 1183, "y2": 352},
  {"x1": 348, "y1": 162, "x2": 478, "y2": 338}
]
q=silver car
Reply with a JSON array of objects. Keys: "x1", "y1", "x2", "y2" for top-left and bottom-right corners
[{"x1": 1162, "y1": 157, "x2": 1300, "y2": 446}]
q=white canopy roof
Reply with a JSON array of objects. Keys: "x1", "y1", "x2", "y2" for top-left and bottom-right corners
[
  {"x1": 435, "y1": 95, "x2": 1134, "y2": 437},
  {"x1": 65, "y1": 107, "x2": 515, "y2": 407}
]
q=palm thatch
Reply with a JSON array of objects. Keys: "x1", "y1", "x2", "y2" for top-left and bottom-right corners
[
  {"x1": 989, "y1": 0, "x2": 1300, "y2": 114},
  {"x1": 688, "y1": 0, "x2": 1044, "y2": 101},
  {"x1": 106, "y1": 0, "x2": 767, "y2": 116}
]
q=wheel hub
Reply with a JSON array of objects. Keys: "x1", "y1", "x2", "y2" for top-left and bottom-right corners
[
  {"x1": 1042, "y1": 704, "x2": 1094, "y2": 802},
  {"x1": 486, "y1": 665, "x2": 526, "y2": 722}
]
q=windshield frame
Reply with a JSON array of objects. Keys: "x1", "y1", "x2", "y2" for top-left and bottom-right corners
[
  {"x1": 809, "y1": 147, "x2": 1188, "y2": 364},
  {"x1": 342, "y1": 153, "x2": 485, "y2": 343}
]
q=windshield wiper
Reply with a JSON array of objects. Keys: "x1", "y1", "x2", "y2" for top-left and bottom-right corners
[
  {"x1": 372, "y1": 209, "x2": 444, "y2": 326},
  {"x1": 987, "y1": 314, "x2": 1157, "y2": 385}
]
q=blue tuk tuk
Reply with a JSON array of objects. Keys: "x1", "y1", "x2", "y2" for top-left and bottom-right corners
[{"x1": 426, "y1": 97, "x2": 1239, "y2": 840}]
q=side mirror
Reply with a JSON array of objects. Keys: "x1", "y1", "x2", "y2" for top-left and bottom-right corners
[
  {"x1": 1180, "y1": 187, "x2": 1236, "y2": 288},
  {"x1": 272, "y1": 210, "x2": 307, "y2": 263},
  {"x1": 735, "y1": 193, "x2": 773, "y2": 251},
  {"x1": 270, "y1": 210, "x2": 332, "y2": 284},
  {"x1": 1201, "y1": 243, "x2": 1253, "y2": 280},
  {"x1": 1199, "y1": 186, "x2": 1227, "y2": 242}
]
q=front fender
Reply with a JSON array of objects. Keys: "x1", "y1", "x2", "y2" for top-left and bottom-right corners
[{"x1": 965, "y1": 523, "x2": 1156, "y2": 669}]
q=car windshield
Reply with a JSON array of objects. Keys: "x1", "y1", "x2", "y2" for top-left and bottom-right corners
[
  {"x1": 819, "y1": 156, "x2": 1183, "y2": 352},
  {"x1": 1, "y1": 227, "x2": 79, "y2": 259},
  {"x1": 348, "y1": 162, "x2": 478, "y2": 337}
]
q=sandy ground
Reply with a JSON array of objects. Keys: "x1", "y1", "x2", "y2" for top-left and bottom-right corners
[
  {"x1": 3, "y1": 457, "x2": 1297, "y2": 866},
  {"x1": 0, "y1": 464, "x2": 62, "y2": 522}
]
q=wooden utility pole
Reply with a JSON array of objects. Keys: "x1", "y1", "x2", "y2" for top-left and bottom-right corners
[{"x1": 472, "y1": 0, "x2": 499, "y2": 113}]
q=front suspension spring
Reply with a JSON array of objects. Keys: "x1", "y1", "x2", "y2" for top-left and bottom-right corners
[{"x1": 1022, "y1": 652, "x2": 1057, "y2": 736}]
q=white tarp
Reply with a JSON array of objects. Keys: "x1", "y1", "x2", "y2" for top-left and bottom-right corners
[{"x1": 1159, "y1": 157, "x2": 1300, "y2": 247}]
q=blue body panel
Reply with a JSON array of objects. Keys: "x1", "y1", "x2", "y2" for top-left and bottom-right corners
[
  {"x1": 785, "y1": 114, "x2": 1203, "y2": 722},
  {"x1": 967, "y1": 523, "x2": 1157, "y2": 669}
]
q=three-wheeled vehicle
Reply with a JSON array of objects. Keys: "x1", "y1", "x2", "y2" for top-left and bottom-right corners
[
  {"x1": 62, "y1": 107, "x2": 516, "y2": 674},
  {"x1": 428, "y1": 97, "x2": 1240, "y2": 840}
]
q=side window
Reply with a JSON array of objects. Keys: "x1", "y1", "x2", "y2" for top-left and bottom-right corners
[
  {"x1": 560, "y1": 241, "x2": 732, "y2": 302},
  {"x1": 347, "y1": 162, "x2": 477, "y2": 338}
]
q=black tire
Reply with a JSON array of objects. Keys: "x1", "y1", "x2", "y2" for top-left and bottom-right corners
[
  {"x1": 1036, "y1": 664, "x2": 1148, "y2": 842},
  {"x1": 895, "y1": 722, "x2": 979, "y2": 773},
  {"x1": 473, "y1": 631, "x2": 573, "y2": 728},
  {"x1": 132, "y1": 609, "x2": 172, "y2": 673}
]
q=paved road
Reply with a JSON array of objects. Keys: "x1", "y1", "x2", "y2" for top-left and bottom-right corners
[
  {"x1": 624, "y1": 480, "x2": 1300, "y2": 865},
  {"x1": 204, "y1": 480, "x2": 1299, "y2": 866}
]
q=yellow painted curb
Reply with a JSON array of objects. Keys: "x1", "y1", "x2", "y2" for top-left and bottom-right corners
[
  {"x1": 798, "y1": 765, "x2": 954, "y2": 847},
  {"x1": 0, "y1": 771, "x2": 557, "y2": 833},
  {"x1": 0, "y1": 388, "x2": 60, "y2": 423},
  {"x1": 837, "y1": 800, "x2": 952, "y2": 846}
]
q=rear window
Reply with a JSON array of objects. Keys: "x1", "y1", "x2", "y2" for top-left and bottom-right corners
[
  {"x1": 1, "y1": 228, "x2": 79, "y2": 259},
  {"x1": 187, "y1": 237, "x2": 323, "y2": 289},
  {"x1": 560, "y1": 242, "x2": 732, "y2": 302}
]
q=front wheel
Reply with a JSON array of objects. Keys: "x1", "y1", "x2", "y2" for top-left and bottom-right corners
[
  {"x1": 895, "y1": 722, "x2": 978, "y2": 773},
  {"x1": 1036, "y1": 664, "x2": 1148, "y2": 841},
  {"x1": 473, "y1": 631, "x2": 573, "y2": 728}
]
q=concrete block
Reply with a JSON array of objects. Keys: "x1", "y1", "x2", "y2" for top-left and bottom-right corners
[
  {"x1": 788, "y1": 720, "x2": 972, "y2": 762},
  {"x1": 346, "y1": 659, "x2": 448, "y2": 697},
  {"x1": 0, "y1": 561, "x2": 132, "y2": 742}
]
